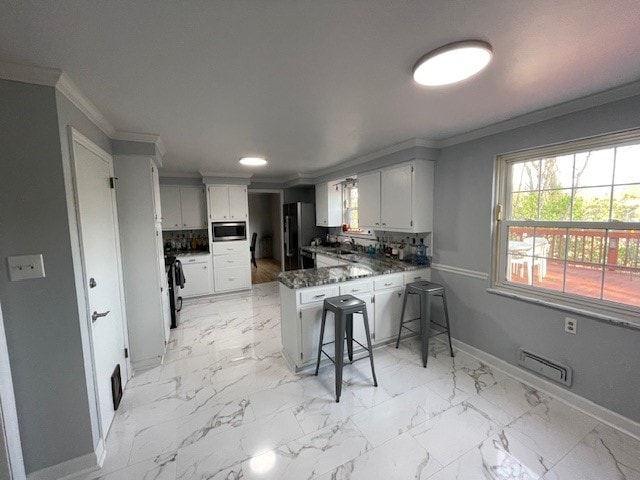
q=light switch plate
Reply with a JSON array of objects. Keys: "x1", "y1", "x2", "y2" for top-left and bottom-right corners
[{"x1": 7, "y1": 254, "x2": 45, "y2": 281}]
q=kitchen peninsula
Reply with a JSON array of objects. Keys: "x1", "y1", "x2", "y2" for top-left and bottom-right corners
[{"x1": 278, "y1": 246, "x2": 430, "y2": 372}]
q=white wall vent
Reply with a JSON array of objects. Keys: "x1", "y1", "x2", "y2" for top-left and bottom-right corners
[{"x1": 517, "y1": 348, "x2": 572, "y2": 386}]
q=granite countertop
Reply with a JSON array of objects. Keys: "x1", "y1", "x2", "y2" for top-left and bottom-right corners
[{"x1": 277, "y1": 246, "x2": 428, "y2": 289}]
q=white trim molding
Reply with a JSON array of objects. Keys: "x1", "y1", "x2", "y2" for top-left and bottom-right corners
[
  {"x1": 26, "y1": 438, "x2": 104, "y2": 480},
  {"x1": 431, "y1": 263, "x2": 489, "y2": 281},
  {"x1": 111, "y1": 131, "x2": 166, "y2": 156},
  {"x1": 436, "y1": 79, "x2": 640, "y2": 148},
  {"x1": 435, "y1": 336, "x2": 640, "y2": 440},
  {"x1": 0, "y1": 61, "x2": 167, "y2": 156}
]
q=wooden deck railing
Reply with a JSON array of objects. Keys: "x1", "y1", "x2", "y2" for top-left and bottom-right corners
[{"x1": 509, "y1": 227, "x2": 640, "y2": 269}]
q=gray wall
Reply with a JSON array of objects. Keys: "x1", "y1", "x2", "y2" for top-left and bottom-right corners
[
  {"x1": 0, "y1": 80, "x2": 101, "y2": 474},
  {"x1": 432, "y1": 94, "x2": 640, "y2": 422}
]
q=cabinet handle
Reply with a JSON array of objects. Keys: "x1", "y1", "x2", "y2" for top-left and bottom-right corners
[
  {"x1": 382, "y1": 223, "x2": 386, "y2": 226},
  {"x1": 228, "y1": 260, "x2": 234, "y2": 263},
  {"x1": 188, "y1": 259, "x2": 196, "y2": 262},
  {"x1": 397, "y1": 292, "x2": 402, "y2": 297},
  {"x1": 351, "y1": 289, "x2": 359, "y2": 292},
  {"x1": 375, "y1": 222, "x2": 379, "y2": 225},
  {"x1": 203, "y1": 266, "x2": 207, "y2": 269},
  {"x1": 384, "y1": 282, "x2": 392, "y2": 286},
  {"x1": 229, "y1": 277, "x2": 235, "y2": 281},
  {"x1": 226, "y1": 248, "x2": 233, "y2": 251},
  {"x1": 175, "y1": 224, "x2": 178, "y2": 227},
  {"x1": 314, "y1": 294, "x2": 325, "y2": 298}
]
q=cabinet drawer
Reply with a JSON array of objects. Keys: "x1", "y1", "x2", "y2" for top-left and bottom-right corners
[
  {"x1": 214, "y1": 265, "x2": 250, "y2": 292},
  {"x1": 177, "y1": 255, "x2": 210, "y2": 265},
  {"x1": 212, "y1": 241, "x2": 248, "y2": 256},
  {"x1": 403, "y1": 270, "x2": 431, "y2": 284},
  {"x1": 213, "y1": 253, "x2": 248, "y2": 268},
  {"x1": 299, "y1": 286, "x2": 339, "y2": 305},
  {"x1": 339, "y1": 281, "x2": 372, "y2": 296},
  {"x1": 373, "y1": 274, "x2": 403, "y2": 291}
]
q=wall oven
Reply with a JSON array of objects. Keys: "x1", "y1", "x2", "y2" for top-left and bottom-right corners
[{"x1": 212, "y1": 221, "x2": 247, "y2": 242}]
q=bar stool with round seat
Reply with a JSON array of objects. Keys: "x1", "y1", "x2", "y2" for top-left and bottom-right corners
[
  {"x1": 396, "y1": 281, "x2": 454, "y2": 367},
  {"x1": 314, "y1": 294, "x2": 377, "y2": 402}
]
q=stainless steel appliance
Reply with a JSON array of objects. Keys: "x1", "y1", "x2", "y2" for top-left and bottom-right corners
[
  {"x1": 283, "y1": 202, "x2": 324, "y2": 271},
  {"x1": 212, "y1": 221, "x2": 247, "y2": 242}
]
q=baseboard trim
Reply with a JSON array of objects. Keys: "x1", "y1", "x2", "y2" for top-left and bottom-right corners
[
  {"x1": 436, "y1": 336, "x2": 640, "y2": 440},
  {"x1": 132, "y1": 355, "x2": 162, "y2": 371},
  {"x1": 27, "y1": 438, "x2": 104, "y2": 480}
]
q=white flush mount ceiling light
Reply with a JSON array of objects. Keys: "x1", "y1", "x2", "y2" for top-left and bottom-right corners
[
  {"x1": 413, "y1": 40, "x2": 493, "y2": 86},
  {"x1": 239, "y1": 156, "x2": 267, "y2": 166}
]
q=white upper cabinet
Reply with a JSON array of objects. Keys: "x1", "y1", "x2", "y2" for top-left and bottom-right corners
[
  {"x1": 160, "y1": 186, "x2": 182, "y2": 229},
  {"x1": 315, "y1": 182, "x2": 342, "y2": 227},
  {"x1": 381, "y1": 164, "x2": 413, "y2": 230},
  {"x1": 357, "y1": 171, "x2": 381, "y2": 228},
  {"x1": 160, "y1": 185, "x2": 206, "y2": 230},
  {"x1": 180, "y1": 187, "x2": 207, "y2": 228},
  {"x1": 357, "y1": 160, "x2": 434, "y2": 233},
  {"x1": 208, "y1": 185, "x2": 247, "y2": 221},
  {"x1": 228, "y1": 185, "x2": 249, "y2": 220}
]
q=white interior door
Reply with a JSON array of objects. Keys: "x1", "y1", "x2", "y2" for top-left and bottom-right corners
[{"x1": 72, "y1": 133, "x2": 128, "y2": 436}]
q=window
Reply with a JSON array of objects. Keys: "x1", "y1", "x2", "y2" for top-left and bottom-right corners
[
  {"x1": 494, "y1": 130, "x2": 640, "y2": 316},
  {"x1": 343, "y1": 182, "x2": 363, "y2": 233}
]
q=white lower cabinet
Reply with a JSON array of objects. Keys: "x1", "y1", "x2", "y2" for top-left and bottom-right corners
[
  {"x1": 215, "y1": 265, "x2": 251, "y2": 292},
  {"x1": 372, "y1": 273, "x2": 405, "y2": 343},
  {"x1": 178, "y1": 256, "x2": 213, "y2": 298},
  {"x1": 280, "y1": 270, "x2": 428, "y2": 372},
  {"x1": 212, "y1": 240, "x2": 251, "y2": 293}
]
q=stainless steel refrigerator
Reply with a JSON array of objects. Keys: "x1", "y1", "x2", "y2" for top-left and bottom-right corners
[{"x1": 283, "y1": 202, "x2": 323, "y2": 271}]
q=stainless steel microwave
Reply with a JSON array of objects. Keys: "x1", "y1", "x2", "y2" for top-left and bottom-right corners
[{"x1": 211, "y1": 221, "x2": 247, "y2": 242}]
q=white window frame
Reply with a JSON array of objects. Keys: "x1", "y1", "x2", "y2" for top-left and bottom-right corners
[{"x1": 491, "y1": 129, "x2": 640, "y2": 327}]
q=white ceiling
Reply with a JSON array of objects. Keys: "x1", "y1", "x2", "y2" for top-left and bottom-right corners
[{"x1": 2, "y1": 1, "x2": 640, "y2": 179}]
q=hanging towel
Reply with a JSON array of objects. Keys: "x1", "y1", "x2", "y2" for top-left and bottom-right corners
[{"x1": 175, "y1": 259, "x2": 186, "y2": 288}]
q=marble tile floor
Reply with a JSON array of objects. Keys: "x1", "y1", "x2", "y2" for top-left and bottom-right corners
[{"x1": 81, "y1": 282, "x2": 640, "y2": 480}]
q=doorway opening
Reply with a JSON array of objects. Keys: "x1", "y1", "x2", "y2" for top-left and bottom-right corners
[{"x1": 248, "y1": 190, "x2": 283, "y2": 284}]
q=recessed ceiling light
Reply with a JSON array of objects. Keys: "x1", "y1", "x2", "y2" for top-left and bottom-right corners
[
  {"x1": 413, "y1": 40, "x2": 492, "y2": 87},
  {"x1": 239, "y1": 156, "x2": 267, "y2": 166}
]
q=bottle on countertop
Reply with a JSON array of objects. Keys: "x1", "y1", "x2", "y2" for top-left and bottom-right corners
[{"x1": 417, "y1": 239, "x2": 427, "y2": 265}]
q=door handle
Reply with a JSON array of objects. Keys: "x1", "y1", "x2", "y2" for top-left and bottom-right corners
[{"x1": 92, "y1": 310, "x2": 110, "y2": 323}]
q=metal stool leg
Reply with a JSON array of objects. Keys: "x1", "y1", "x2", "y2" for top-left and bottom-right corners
[
  {"x1": 362, "y1": 307, "x2": 377, "y2": 387},
  {"x1": 334, "y1": 312, "x2": 346, "y2": 403},
  {"x1": 440, "y1": 290, "x2": 454, "y2": 358},
  {"x1": 346, "y1": 313, "x2": 354, "y2": 362},
  {"x1": 314, "y1": 307, "x2": 328, "y2": 376},
  {"x1": 395, "y1": 286, "x2": 409, "y2": 348},
  {"x1": 421, "y1": 291, "x2": 431, "y2": 368}
]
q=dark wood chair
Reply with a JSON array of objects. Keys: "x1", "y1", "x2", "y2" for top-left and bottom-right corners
[{"x1": 250, "y1": 232, "x2": 258, "y2": 268}]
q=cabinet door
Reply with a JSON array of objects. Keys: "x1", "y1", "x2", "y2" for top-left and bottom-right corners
[
  {"x1": 327, "y1": 183, "x2": 343, "y2": 227},
  {"x1": 180, "y1": 187, "x2": 207, "y2": 228},
  {"x1": 300, "y1": 304, "x2": 335, "y2": 365},
  {"x1": 151, "y1": 164, "x2": 162, "y2": 223},
  {"x1": 228, "y1": 185, "x2": 248, "y2": 220},
  {"x1": 351, "y1": 294, "x2": 374, "y2": 352},
  {"x1": 373, "y1": 288, "x2": 404, "y2": 344},
  {"x1": 180, "y1": 262, "x2": 212, "y2": 297},
  {"x1": 315, "y1": 183, "x2": 328, "y2": 226},
  {"x1": 155, "y1": 223, "x2": 171, "y2": 342},
  {"x1": 208, "y1": 185, "x2": 230, "y2": 221},
  {"x1": 357, "y1": 171, "x2": 381, "y2": 228},
  {"x1": 381, "y1": 165, "x2": 412, "y2": 230},
  {"x1": 160, "y1": 186, "x2": 182, "y2": 229}
]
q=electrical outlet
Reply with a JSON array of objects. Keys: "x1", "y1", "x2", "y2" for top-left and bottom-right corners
[{"x1": 565, "y1": 317, "x2": 577, "y2": 334}]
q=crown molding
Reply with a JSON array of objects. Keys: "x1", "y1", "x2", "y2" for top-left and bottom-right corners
[
  {"x1": 0, "y1": 61, "x2": 170, "y2": 152},
  {"x1": 199, "y1": 171, "x2": 253, "y2": 179},
  {"x1": 310, "y1": 137, "x2": 436, "y2": 179},
  {"x1": 0, "y1": 60, "x2": 61, "y2": 86},
  {"x1": 57, "y1": 72, "x2": 116, "y2": 136},
  {"x1": 112, "y1": 131, "x2": 166, "y2": 156},
  {"x1": 158, "y1": 171, "x2": 202, "y2": 178},
  {"x1": 436, "y1": 79, "x2": 640, "y2": 148}
]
